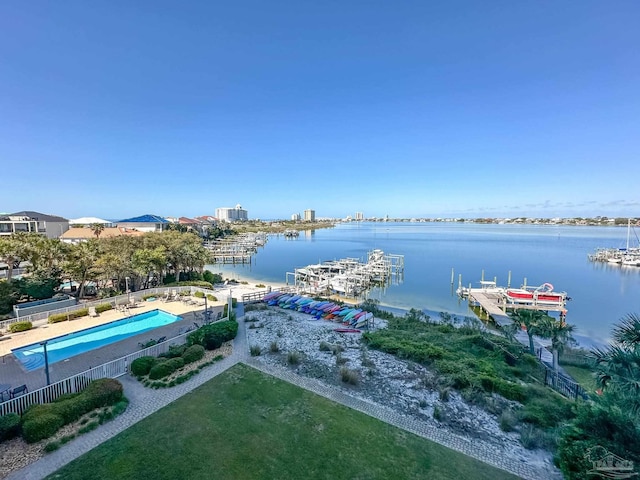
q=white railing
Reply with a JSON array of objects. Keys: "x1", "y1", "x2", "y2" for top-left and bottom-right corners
[
  {"x1": 0, "y1": 331, "x2": 191, "y2": 417},
  {"x1": 0, "y1": 286, "x2": 215, "y2": 333}
]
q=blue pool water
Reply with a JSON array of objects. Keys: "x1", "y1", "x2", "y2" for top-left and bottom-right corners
[{"x1": 12, "y1": 309, "x2": 181, "y2": 371}]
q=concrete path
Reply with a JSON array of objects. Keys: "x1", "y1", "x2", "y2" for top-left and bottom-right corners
[{"x1": 6, "y1": 305, "x2": 558, "y2": 480}]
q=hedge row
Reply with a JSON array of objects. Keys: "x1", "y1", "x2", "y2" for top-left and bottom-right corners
[
  {"x1": 20, "y1": 378, "x2": 124, "y2": 443},
  {"x1": 48, "y1": 308, "x2": 89, "y2": 324},
  {"x1": 130, "y1": 344, "x2": 206, "y2": 380},
  {"x1": 187, "y1": 320, "x2": 238, "y2": 351},
  {"x1": 9, "y1": 321, "x2": 32, "y2": 333},
  {"x1": 162, "y1": 281, "x2": 214, "y2": 289},
  {"x1": 94, "y1": 303, "x2": 113, "y2": 314}
]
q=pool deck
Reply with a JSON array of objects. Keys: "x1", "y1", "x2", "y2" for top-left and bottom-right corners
[{"x1": 0, "y1": 298, "x2": 226, "y2": 393}]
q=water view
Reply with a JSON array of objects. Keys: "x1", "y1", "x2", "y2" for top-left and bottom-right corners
[{"x1": 209, "y1": 222, "x2": 640, "y2": 346}]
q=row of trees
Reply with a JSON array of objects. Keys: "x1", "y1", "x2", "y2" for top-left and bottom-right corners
[
  {"x1": 506, "y1": 309, "x2": 575, "y2": 372},
  {"x1": 0, "y1": 231, "x2": 214, "y2": 313}
]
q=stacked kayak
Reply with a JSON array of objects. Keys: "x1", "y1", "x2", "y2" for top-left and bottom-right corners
[{"x1": 259, "y1": 292, "x2": 373, "y2": 327}]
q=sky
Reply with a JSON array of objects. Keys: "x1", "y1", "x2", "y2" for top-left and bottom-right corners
[{"x1": 1, "y1": 1, "x2": 639, "y2": 220}]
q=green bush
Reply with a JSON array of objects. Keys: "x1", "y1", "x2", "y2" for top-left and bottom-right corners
[
  {"x1": 287, "y1": 351, "x2": 302, "y2": 365},
  {"x1": 161, "y1": 344, "x2": 187, "y2": 359},
  {"x1": 206, "y1": 294, "x2": 217, "y2": 301},
  {"x1": 194, "y1": 291, "x2": 205, "y2": 298},
  {"x1": 22, "y1": 413, "x2": 65, "y2": 443},
  {"x1": 8, "y1": 321, "x2": 32, "y2": 333},
  {"x1": 182, "y1": 344, "x2": 205, "y2": 364},
  {"x1": 94, "y1": 303, "x2": 113, "y2": 313},
  {"x1": 0, "y1": 413, "x2": 21, "y2": 442},
  {"x1": 148, "y1": 361, "x2": 175, "y2": 380},
  {"x1": 340, "y1": 367, "x2": 359, "y2": 385},
  {"x1": 83, "y1": 378, "x2": 124, "y2": 409},
  {"x1": 250, "y1": 345, "x2": 261, "y2": 356},
  {"x1": 187, "y1": 320, "x2": 238, "y2": 351},
  {"x1": 165, "y1": 357, "x2": 185, "y2": 371},
  {"x1": 131, "y1": 356, "x2": 157, "y2": 376},
  {"x1": 69, "y1": 308, "x2": 89, "y2": 320},
  {"x1": 48, "y1": 313, "x2": 68, "y2": 324}
]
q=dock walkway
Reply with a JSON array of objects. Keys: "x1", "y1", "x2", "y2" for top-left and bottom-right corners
[{"x1": 468, "y1": 291, "x2": 512, "y2": 326}]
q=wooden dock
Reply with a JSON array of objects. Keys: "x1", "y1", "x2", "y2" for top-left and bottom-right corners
[{"x1": 468, "y1": 291, "x2": 512, "y2": 326}]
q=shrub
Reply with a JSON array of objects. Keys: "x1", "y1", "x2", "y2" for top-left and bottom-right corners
[
  {"x1": 439, "y1": 387, "x2": 451, "y2": 402},
  {"x1": 83, "y1": 378, "x2": 124, "y2": 409},
  {"x1": 22, "y1": 413, "x2": 65, "y2": 443},
  {"x1": 69, "y1": 308, "x2": 89, "y2": 320},
  {"x1": 187, "y1": 320, "x2": 238, "y2": 350},
  {"x1": 44, "y1": 440, "x2": 61, "y2": 452},
  {"x1": 162, "y1": 344, "x2": 187, "y2": 359},
  {"x1": 499, "y1": 410, "x2": 518, "y2": 432},
  {"x1": 340, "y1": 367, "x2": 359, "y2": 385},
  {"x1": 319, "y1": 341, "x2": 331, "y2": 352},
  {"x1": 206, "y1": 294, "x2": 217, "y2": 301},
  {"x1": 520, "y1": 424, "x2": 555, "y2": 450},
  {"x1": 335, "y1": 354, "x2": 348, "y2": 366},
  {"x1": 9, "y1": 321, "x2": 32, "y2": 332},
  {"x1": 269, "y1": 341, "x2": 279, "y2": 353},
  {"x1": 256, "y1": 284, "x2": 265, "y2": 288},
  {"x1": 182, "y1": 344, "x2": 205, "y2": 364},
  {"x1": 48, "y1": 313, "x2": 68, "y2": 324},
  {"x1": 287, "y1": 351, "x2": 302, "y2": 365},
  {"x1": 94, "y1": 303, "x2": 113, "y2": 313},
  {"x1": 250, "y1": 345, "x2": 261, "y2": 356},
  {"x1": 0, "y1": 413, "x2": 21, "y2": 442},
  {"x1": 165, "y1": 357, "x2": 185, "y2": 371},
  {"x1": 433, "y1": 405, "x2": 443, "y2": 421},
  {"x1": 194, "y1": 291, "x2": 205, "y2": 298},
  {"x1": 148, "y1": 362, "x2": 175, "y2": 380},
  {"x1": 131, "y1": 356, "x2": 157, "y2": 376}
]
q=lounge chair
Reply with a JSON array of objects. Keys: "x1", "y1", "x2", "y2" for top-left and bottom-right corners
[
  {"x1": 129, "y1": 297, "x2": 139, "y2": 308},
  {"x1": 156, "y1": 336, "x2": 166, "y2": 344},
  {"x1": 10, "y1": 384, "x2": 27, "y2": 399},
  {"x1": 88, "y1": 306, "x2": 98, "y2": 317}
]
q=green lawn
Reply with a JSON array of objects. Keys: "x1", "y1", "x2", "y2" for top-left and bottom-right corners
[
  {"x1": 561, "y1": 364, "x2": 598, "y2": 392},
  {"x1": 48, "y1": 364, "x2": 518, "y2": 480}
]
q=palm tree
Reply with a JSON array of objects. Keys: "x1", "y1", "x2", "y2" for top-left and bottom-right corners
[
  {"x1": 90, "y1": 223, "x2": 105, "y2": 239},
  {"x1": 540, "y1": 317, "x2": 575, "y2": 372},
  {"x1": 509, "y1": 308, "x2": 547, "y2": 355},
  {"x1": 592, "y1": 313, "x2": 640, "y2": 413}
]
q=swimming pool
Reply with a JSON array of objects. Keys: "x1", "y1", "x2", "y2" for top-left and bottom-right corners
[{"x1": 12, "y1": 309, "x2": 181, "y2": 371}]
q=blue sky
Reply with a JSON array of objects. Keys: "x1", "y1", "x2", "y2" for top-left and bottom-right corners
[{"x1": 1, "y1": 1, "x2": 638, "y2": 220}]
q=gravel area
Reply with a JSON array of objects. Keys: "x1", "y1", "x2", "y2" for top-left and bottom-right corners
[{"x1": 245, "y1": 305, "x2": 560, "y2": 477}]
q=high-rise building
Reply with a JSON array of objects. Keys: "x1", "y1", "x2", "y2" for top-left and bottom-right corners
[
  {"x1": 215, "y1": 204, "x2": 248, "y2": 222},
  {"x1": 355, "y1": 212, "x2": 364, "y2": 221},
  {"x1": 303, "y1": 209, "x2": 315, "y2": 222},
  {"x1": 291, "y1": 213, "x2": 301, "y2": 221}
]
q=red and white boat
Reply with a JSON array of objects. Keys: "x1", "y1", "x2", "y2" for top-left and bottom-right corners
[{"x1": 504, "y1": 283, "x2": 567, "y2": 306}]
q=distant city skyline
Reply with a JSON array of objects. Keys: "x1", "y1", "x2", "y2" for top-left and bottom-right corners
[{"x1": 1, "y1": 2, "x2": 638, "y2": 220}]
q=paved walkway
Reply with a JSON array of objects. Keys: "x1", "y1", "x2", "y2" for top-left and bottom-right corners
[{"x1": 7, "y1": 304, "x2": 558, "y2": 480}]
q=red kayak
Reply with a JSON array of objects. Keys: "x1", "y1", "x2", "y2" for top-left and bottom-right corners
[{"x1": 335, "y1": 328, "x2": 361, "y2": 333}]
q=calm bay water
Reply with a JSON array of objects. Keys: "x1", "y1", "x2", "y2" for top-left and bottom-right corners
[{"x1": 208, "y1": 222, "x2": 640, "y2": 345}]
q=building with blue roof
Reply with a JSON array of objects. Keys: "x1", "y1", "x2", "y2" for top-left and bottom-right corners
[{"x1": 116, "y1": 214, "x2": 168, "y2": 232}]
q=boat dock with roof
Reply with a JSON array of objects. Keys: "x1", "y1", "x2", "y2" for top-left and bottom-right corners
[{"x1": 286, "y1": 249, "x2": 404, "y2": 298}]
